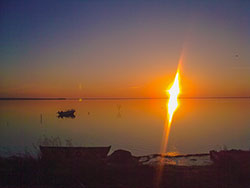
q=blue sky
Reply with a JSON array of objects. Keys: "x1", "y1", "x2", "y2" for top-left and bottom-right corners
[{"x1": 1, "y1": 0, "x2": 249, "y2": 97}]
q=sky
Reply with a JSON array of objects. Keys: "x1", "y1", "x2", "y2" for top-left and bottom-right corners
[{"x1": 0, "y1": 0, "x2": 250, "y2": 98}]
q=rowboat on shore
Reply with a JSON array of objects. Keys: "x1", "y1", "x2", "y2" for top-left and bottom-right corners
[{"x1": 40, "y1": 146, "x2": 111, "y2": 161}]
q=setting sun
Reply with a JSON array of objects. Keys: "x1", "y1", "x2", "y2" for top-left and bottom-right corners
[{"x1": 167, "y1": 70, "x2": 181, "y2": 125}]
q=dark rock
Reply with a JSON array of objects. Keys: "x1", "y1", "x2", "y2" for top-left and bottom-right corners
[{"x1": 107, "y1": 149, "x2": 138, "y2": 165}]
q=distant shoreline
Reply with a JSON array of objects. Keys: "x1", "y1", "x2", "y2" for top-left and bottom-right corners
[{"x1": 0, "y1": 96, "x2": 249, "y2": 100}]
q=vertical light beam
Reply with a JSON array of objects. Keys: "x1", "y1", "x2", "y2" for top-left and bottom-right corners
[
  {"x1": 167, "y1": 70, "x2": 180, "y2": 125},
  {"x1": 159, "y1": 68, "x2": 181, "y2": 156},
  {"x1": 155, "y1": 56, "x2": 182, "y2": 188}
]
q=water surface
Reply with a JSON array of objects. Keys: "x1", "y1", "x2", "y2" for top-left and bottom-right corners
[{"x1": 0, "y1": 99, "x2": 249, "y2": 156}]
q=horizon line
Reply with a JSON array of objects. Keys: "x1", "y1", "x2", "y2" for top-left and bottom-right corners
[{"x1": 0, "y1": 96, "x2": 250, "y2": 100}]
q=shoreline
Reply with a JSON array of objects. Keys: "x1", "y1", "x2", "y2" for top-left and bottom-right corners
[
  {"x1": 1, "y1": 148, "x2": 249, "y2": 187},
  {"x1": 1, "y1": 96, "x2": 250, "y2": 101}
]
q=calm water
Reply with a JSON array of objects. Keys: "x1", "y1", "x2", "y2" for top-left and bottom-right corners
[{"x1": 0, "y1": 99, "x2": 249, "y2": 156}]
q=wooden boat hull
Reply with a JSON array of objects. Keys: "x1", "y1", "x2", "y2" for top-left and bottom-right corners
[{"x1": 40, "y1": 146, "x2": 111, "y2": 162}]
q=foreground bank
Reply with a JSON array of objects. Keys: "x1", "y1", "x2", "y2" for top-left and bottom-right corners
[{"x1": 0, "y1": 147, "x2": 249, "y2": 188}]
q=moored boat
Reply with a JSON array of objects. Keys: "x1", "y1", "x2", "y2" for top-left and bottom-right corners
[{"x1": 57, "y1": 109, "x2": 75, "y2": 118}]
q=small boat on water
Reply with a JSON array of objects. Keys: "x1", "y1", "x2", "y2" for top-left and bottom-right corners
[{"x1": 57, "y1": 109, "x2": 75, "y2": 118}]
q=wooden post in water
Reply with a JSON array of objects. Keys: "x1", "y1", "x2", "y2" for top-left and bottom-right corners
[{"x1": 40, "y1": 114, "x2": 43, "y2": 124}]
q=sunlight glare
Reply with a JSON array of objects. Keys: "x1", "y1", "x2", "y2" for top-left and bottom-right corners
[{"x1": 167, "y1": 70, "x2": 181, "y2": 125}]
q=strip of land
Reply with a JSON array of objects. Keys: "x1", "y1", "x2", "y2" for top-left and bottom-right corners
[
  {"x1": 0, "y1": 148, "x2": 249, "y2": 188},
  {"x1": 0, "y1": 96, "x2": 249, "y2": 100}
]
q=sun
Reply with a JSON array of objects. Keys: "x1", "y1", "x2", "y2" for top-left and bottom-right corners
[{"x1": 167, "y1": 70, "x2": 181, "y2": 125}]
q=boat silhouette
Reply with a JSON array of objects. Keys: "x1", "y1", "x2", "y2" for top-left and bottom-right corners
[{"x1": 57, "y1": 109, "x2": 76, "y2": 119}]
